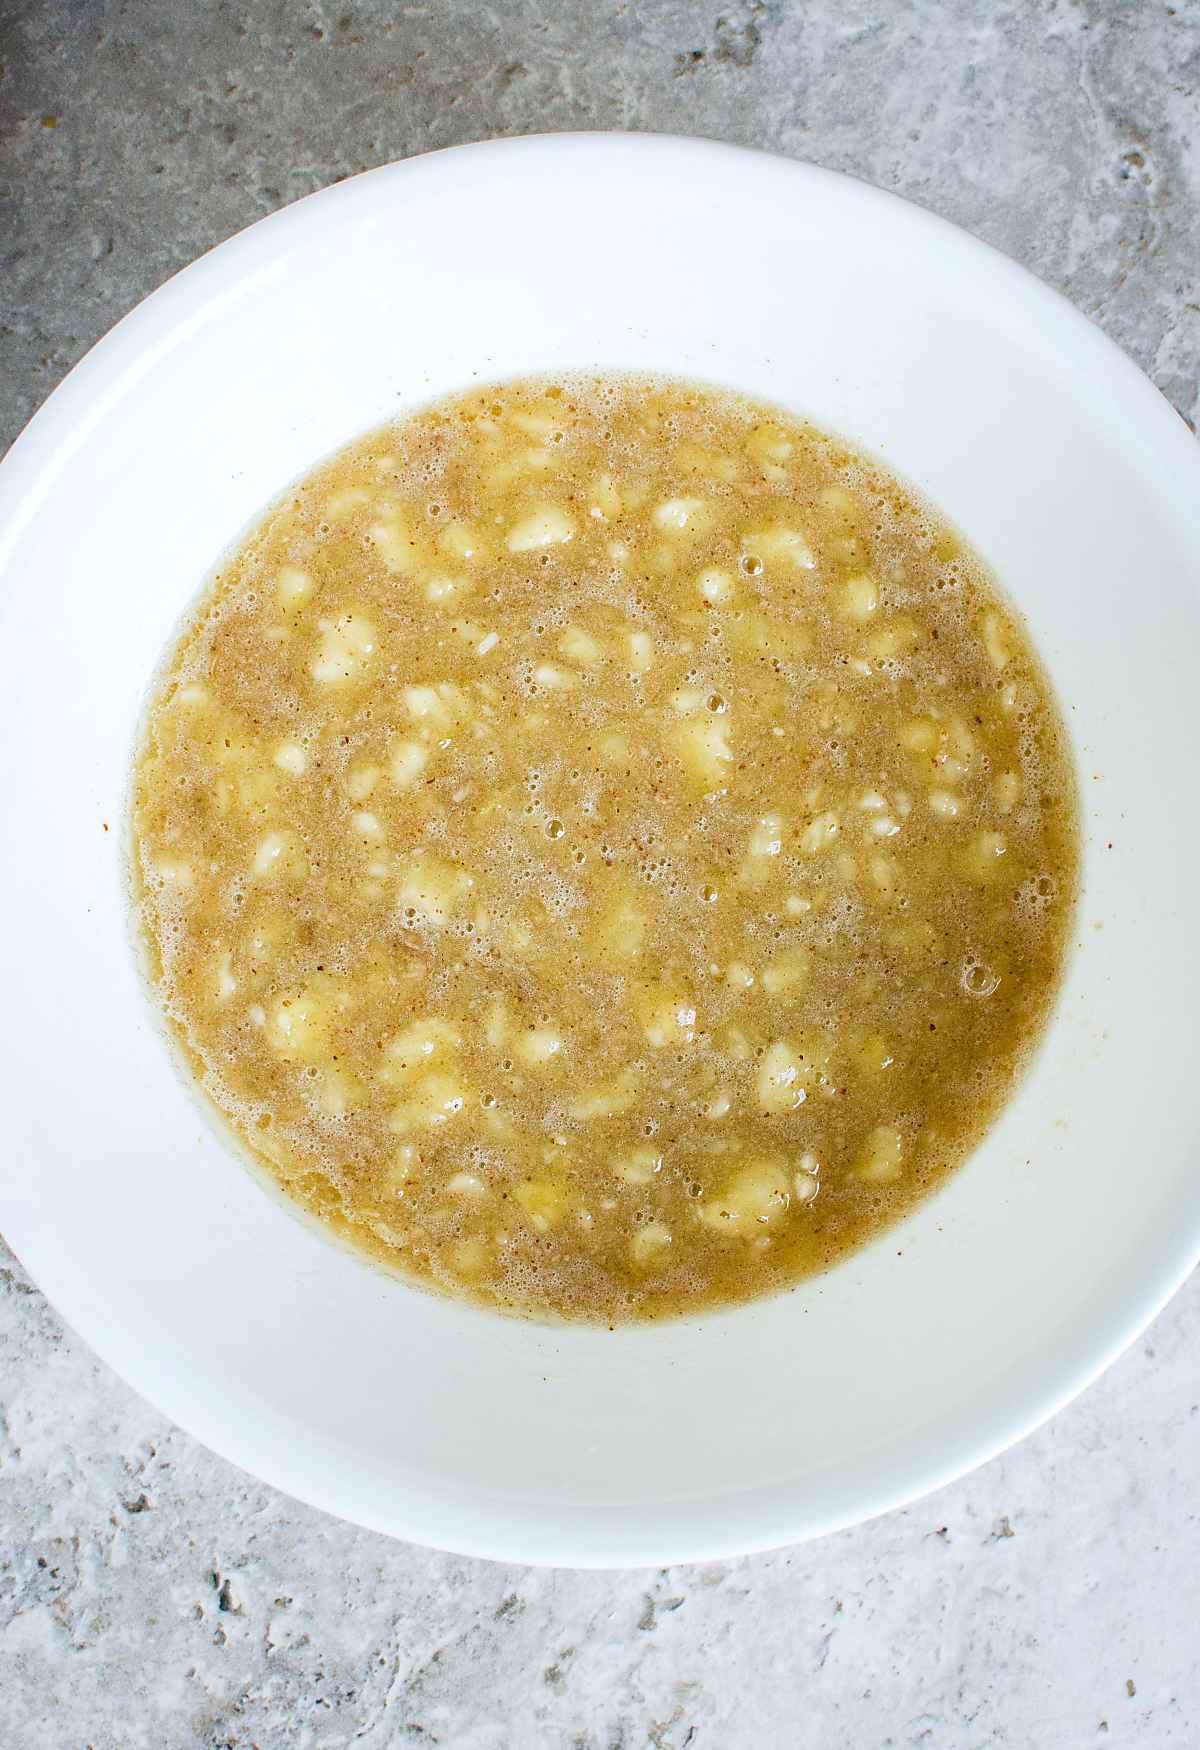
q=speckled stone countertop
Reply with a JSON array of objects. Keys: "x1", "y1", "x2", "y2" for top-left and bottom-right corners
[{"x1": 2, "y1": 3, "x2": 1198, "y2": 1744}]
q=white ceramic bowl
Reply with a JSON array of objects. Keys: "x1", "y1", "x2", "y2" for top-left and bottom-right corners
[{"x1": 2, "y1": 134, "x2": 1198, "y2": 1568}]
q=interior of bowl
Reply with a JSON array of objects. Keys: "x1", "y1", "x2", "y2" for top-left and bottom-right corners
[{"x1": 1, "y1": 134, "x2": 1198, "y2": 1566}]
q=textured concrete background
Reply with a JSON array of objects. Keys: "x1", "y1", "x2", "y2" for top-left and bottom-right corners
[{"x1": 2, "y1": 2, "x2": 1198, "y2": 1745}]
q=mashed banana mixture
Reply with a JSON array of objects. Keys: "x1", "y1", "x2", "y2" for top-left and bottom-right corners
[{"x1": 132, "y1": 377, "x2": 1078, "y2": 1321}]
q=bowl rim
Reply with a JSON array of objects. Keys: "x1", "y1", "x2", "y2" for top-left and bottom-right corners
[{"x1": 2, "y1": 130, "x2": 1199, "y2": 1567}]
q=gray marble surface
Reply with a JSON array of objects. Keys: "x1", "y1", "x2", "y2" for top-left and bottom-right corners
[{"x1": 2, "y1": 2, "x2": 1198, "y2": 1743}]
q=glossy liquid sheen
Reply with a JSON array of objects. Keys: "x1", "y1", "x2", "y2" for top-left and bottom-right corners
[{"x1": 131, "y1": 377, "x2": 1078, "y2": 1322}]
